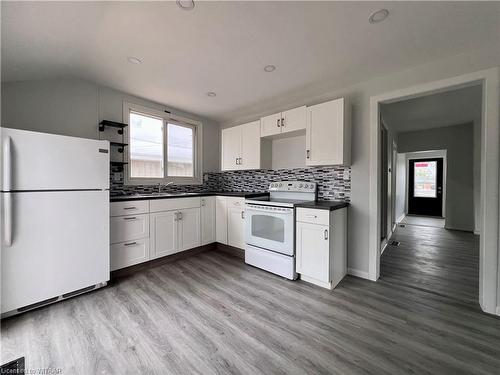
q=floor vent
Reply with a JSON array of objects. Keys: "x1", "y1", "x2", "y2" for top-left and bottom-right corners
[{"x1": 390, "y1": 241, "x2": 401, "y2": 247}]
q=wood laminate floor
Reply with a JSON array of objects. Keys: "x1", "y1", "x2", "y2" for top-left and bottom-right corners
[{"x1": 2, "y1": 227, "x2": 500, "y2": 375}]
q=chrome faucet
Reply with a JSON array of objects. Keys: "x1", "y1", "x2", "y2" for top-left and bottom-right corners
[{"x1": 157, "y1": 181, "x2": 174, "y2": 193}]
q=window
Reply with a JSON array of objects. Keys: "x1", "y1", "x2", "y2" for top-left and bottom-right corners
[
  {"x1": 124, "y1": 102, "x2": 201, "y2": 185},
  {"x1": 414, "y1": 161, "x2": 437, "y2": 198}
]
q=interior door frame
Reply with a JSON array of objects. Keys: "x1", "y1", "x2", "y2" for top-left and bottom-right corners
[{"x1": 369, "y1": 67, "x2": 500, "y2": 315}]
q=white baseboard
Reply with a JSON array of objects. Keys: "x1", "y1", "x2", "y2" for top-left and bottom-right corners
[
  {"x1": 347, "y1": 268, "x2": 371, "y2": 280},
  {"x1": 396, "y1": 213, "x2": 405, "y2": 223}
]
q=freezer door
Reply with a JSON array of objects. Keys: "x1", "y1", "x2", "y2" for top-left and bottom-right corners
[
  {"x1": 1, "y1": 127, "x2": 109, "y2": 191},
  {"x1": 1, "y1": 191, "x2": 109, "y2": 314}
]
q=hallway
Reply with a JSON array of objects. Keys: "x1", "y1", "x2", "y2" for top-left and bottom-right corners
[{"x1": 381, "y1": 224, "x2": 479, "y2": 305}]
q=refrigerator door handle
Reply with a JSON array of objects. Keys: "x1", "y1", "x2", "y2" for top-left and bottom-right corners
[
  {"x1": 3, "y1": 136, "x2": 12, "y2": 191},
  {"x1": 3, "y1": 193, "x2": 12, "y2": 246}
]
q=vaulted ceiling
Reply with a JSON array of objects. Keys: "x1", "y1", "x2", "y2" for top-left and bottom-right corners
[{"x1": 2, "y1": 1, "x2": 499, "y2": 123}]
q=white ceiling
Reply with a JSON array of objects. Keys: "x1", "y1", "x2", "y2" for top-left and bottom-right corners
[
  {"x1": 381, "y1": 84, "x2": 482, "y2": 133},
  {"x1": 2, "y1": 1, "x2": 499, "y2": 124}
]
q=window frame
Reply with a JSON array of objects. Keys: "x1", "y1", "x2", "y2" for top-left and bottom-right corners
[{"x1": 123, "y1": 102, "x2": 203, "y2": 186}]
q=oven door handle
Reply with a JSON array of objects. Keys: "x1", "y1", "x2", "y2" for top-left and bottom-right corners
[{"x1": 245, "y1": 204, "x2": 294, "y2": 214}]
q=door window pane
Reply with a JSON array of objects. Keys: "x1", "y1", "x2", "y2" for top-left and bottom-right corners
[
  {"x1": 129, "y1": 112, "x2": 164, "y2": 178},
  {"x1": 167, "y1": 123, "x2": 194, "y2": 177},
  {"x1": 414, "y1": 161, "x2": 437, "y2": 198},
  {"x1": 251, "y1": 215, "x2": 285, "y2": 242}
]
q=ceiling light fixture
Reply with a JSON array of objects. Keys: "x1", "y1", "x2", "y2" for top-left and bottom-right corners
[
  {"x1": 369, "y1": 9, "x2": 389, "y2": 24},
  {"x1": 176, "y1": 0, "x2": 195, "y2": 11},
  {"x1": 127, "y1": 56, "x2": 142, "y2": 64},
  {"x1": 206, "y1": 92, "x2": 216, "y2": 97},
  {"x1": 264, "y1": 65, "x2": 276, "y2": 73}
]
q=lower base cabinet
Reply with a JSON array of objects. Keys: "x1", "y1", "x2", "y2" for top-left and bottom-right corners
[
  {"x1": 201, "y1": 197, "x2": 216, "y2": 245},
  {"x1": 296, "y1": 207, "x2": 347, "y2": 289},
  {"x1": 110, "y1": 238, "x2": 150, "y2": 271}
]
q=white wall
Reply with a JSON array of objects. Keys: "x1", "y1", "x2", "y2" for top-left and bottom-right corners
[
  {"x1": 395, "y1": 153, "x2": 406, "y2": 223},
  {"x1": 271, "y1": 135, "x2": 306, "y2": 170},
  {"x1": 220, "y1": 45, "x2": 500, "y2": 277},
  {"x1": 398, "y1": 125, "x2": 473, "y2": 231},
  {"x1": 1, "y1": 77, "x2": 221, "y2": 173}
]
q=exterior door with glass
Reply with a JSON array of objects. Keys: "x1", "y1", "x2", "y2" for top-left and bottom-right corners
[{"x1": 408, "y1": 158, "x2": 443, "y2": 217}]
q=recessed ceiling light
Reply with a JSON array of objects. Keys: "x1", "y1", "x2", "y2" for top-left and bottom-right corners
[
  {"x1": 127, "y1": 56, "x2": 142, "y2": 64},
  {"x1": 369, "y1": 9, "x2": 389, "y2": 24},
  {"x1": 264, "y1": 65, "x2": 276, "y2": 73},
  {"x1": 176, "y1": 0, "x2": 195, "y2": 11},
  {"x1": 206, "y1": 92, "x2": 216, "y2": 97}
]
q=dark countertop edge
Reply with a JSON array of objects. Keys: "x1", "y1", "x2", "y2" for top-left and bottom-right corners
[
  {"x1": 110, "y1": 192, "x2": 269, "y2": 202},
  {"x1": 295, "y1": 200, "x2": 349, "y2": 211}
]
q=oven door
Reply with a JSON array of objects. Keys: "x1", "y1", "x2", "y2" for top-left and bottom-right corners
[{"x1": 245, "y1": 203, "x2": 294, "y2": 255}]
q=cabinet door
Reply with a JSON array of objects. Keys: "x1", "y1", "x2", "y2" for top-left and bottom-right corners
[
  {"x1": 201, "y1": 197, "x2": 216, "y2": 245},
  {"x1": 306, "y1": 98, "x2": 345, "y2": 166},
  {"x1": 241, "y1": 120, "x2": 261, "y2": 170},
  {"x1": 110, "y1": 238, "x2": 150, "y2": 271},
  {"x1": 150, "y1": 211, "x2": 178, "y2": 259},
  {"x1": 227, "y1": 206, "x2": 246, "y2": 249},
  {"x1": 221, "y1": 126, "x2": 241, "y2": 171},
  {"x1": 296, "y1": 222, "x2": 329, "y2": 282},
  {"x1": 215, "y1": 196, "x2": 228, "y2": 244},
  {"x1": 260, "y1": 112, "x2": 282, "y2": 137},
  {"x1": 281, "y1": 105, "x2": 306, "y2": 134},
  {"x1": 179, "y1": 207, "x2": 201, "y2": 251}
]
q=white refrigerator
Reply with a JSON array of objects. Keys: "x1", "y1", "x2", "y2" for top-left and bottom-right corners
[{"x1": 1, "y1": 127, "x2": 110, "y2": 316}]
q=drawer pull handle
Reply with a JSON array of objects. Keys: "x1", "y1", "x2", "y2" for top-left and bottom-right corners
[
  {"x1": 124, "y1": 242, "x2": 137, "y2": 246},
  {"x1": 123, "y1": 207, "x2": 137, "y2": 210},
  {"x1": 324, "y1": 230, "x2": 328, "y2": 240},
  {"x1": 305, "y1": 214, "x2": 317, "y2": 218},
  {"x1": 123, "y1": 217, "x2": 137, "y2": 220}
]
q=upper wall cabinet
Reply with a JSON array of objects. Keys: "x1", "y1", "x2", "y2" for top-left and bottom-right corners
[
  {"x1": 221, "y1": 120, "x2": 262, "y2": 171},
  {"x1": 306, "y1": 98, "x2": 351, "y2": 166},
  {"x1": 261, "y1": 106, "x2": 307, "y2": 137}
]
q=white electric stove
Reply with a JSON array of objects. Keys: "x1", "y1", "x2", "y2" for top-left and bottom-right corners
[{"x1": 244, "y1": 181, "x2": 317, "y2": 279}]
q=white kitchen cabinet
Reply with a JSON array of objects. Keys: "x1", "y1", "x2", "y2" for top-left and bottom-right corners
[
  {"x1": 110, "y1": 214, "x2": 149, "y2": 244},
  {"x1": 227, "y1": 197, "x2": 246, "y2": 249},
  {"x1": 221, "y1": 126, "x2": 241, "y2": 171},
  {"x1": 150, "y1": 210, "x2": 178, "y2": 259},
  {"x1": 216, "y1": 196, "x2": 228, "y2": 244},
  {"x1": 221, "y1": 121, "x2": 262, "y2": 171},
  {"x1": 306, "y1": 98, "x2": 351, "y2": 166},
  {"x1": 201, "y1": 196, "x2": 216, "y2": 245},
  {"x1": 261, "y1": 106, "x2": 306, "y2": 138},
  {"x1": 296, "y1": 207, "x2": 347, "y2": 289},
  {"x1": 260, "y1": 112, "x2": 282, "y2": 137},
  {"x1": 110, "y1": 238, "x2": 150, "y2": 272},
  {"x1": 178, "y1": 207, "x2": 201, "y2": 251}
]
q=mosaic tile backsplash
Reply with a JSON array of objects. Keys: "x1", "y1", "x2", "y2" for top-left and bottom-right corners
[{"x1": 111, "y1": 166, "x2": 351, "y2": 202}]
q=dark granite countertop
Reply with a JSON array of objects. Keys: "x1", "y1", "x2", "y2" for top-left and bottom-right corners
[
  {"x1": 110, "y1": 191, "x2": 269, "y2": 202},
  {"x1": 295, "y1": 200, "x2": 349, "y2": 211}
]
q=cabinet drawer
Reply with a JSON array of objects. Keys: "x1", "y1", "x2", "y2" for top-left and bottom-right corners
[
  {"x1": 150, "y1": 197, "x2": 201, "y2": 213},
  {"x1": 226, "y1": 197, "x2": 245, "y2": 208},
  {"x1": 110, "y1": 214, "x2": 149, "y2": 244},
  {"x1": 110, "y1": 238, "x2": 150, "y2": 271},
  {"x1": 296, "y1": 208, "x2": 330, "y2": 225},
  {"x1": 111, "y1": 200, "x2": 149, "y2": 217}
]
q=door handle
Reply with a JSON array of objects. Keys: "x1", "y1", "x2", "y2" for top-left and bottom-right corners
[
  {"x1": 178, "y1": 212, "x2": 183, "y2": 221},
  {"x1": 124, "y1": 241, "x2": 137, "y2": 246},
  {"x1": 281, "y1": 118, "x2": 285, "y2": 127},
  {"x1": 241, "y1": 210, "x2": 245, "y2": 219},
  {"x1": 3, "y1": 136, "x2": 12, "y2": 191},
  {"x1": 324, "y1": 229, "x2": 328, "y2": 240},
  {"x1": 277, "y1": 118, "x2": 280, "y2": 128},
  {"x1": 174, "y1": 212, "x2": 179, "y2": 221},
  {"x1": 3, "y1": 193, "x2": 12, "y2": 246},
  {"x1": 306, "y1": 150, "x2": 310, "y2": 159},
  {"x1": 123, "y1": 206, "x2": 137, "y2": 210},
  {"x1": 123, "y1": 216, "x2": 137, "y2": 220}
]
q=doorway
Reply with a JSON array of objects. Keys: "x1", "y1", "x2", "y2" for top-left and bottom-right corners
[
  {"x1": 368, "y1": 67, "x2": 500, "y2": 315},
  {"x1": 408, "y1": 158, "x2": 443, "y2": 217}
]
